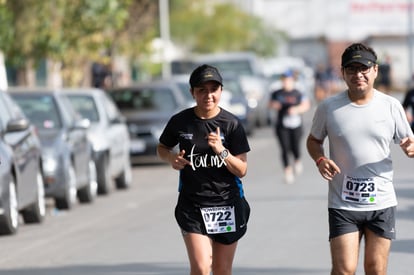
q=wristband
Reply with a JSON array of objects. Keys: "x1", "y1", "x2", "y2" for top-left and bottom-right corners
[{"x1": 316, "y1": 156, "x2": 327, "y2": 166}]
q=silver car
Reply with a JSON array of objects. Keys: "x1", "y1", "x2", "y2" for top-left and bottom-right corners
[
  {"x1": 9, "y1": 88, "x2": 97, "y2": 210},
  {"x1": 0, "y1": 91, "x2": 45, "y2": 235},
  {"x1": 107, "y1": 80, "x2": 187, "y2": 164},
  {"x1": 63, "y1": 88, "x2": 132, "y2": 194}
]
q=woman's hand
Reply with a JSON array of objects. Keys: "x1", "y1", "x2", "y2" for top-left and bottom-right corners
[
  {"x1": 157, "y1": 144, "x2": 191, "y2": 170},
  {"x1": 170, "y1": 150, "x2": 191, "y2": 170},
  {"x1": 207, "y1": 127, "x2": 225, "y2": 154}
]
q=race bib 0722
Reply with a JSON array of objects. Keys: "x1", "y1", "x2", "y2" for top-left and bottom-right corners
[{"x1": 200, "y1": 206, "x2": 236, "y2": 234}]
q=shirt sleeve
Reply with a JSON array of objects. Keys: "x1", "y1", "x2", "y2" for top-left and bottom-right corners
[
  {"x1": 159, "y1": 116, "x2": 179, "y2": 148},
  {"x1": 310, "y1": 101, "x2": 328, "y2": 141},
  {"x1": 227, "y1": 119, "x2": 250, "y2": 156},
  {"x1": 392, "y1": 99, "x2": 414, "y2": 143}
]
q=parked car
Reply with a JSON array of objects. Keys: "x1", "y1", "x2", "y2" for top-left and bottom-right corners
[
  {"x1": 169, "y1": 74, "x2": 194, "y2": 108},
  {"x1": 170, "y1": 74, "x2": 255, "y2": 136},
  {"x1": 9, "y1": 88, "x2": 97, "y2": 210},
  {"x1": 176, "y1": 51, "x2": 271, "y2": 127},
  {"x1": 62, "y1": 88, "x2": 132, "y2": 194},
  {"x1": 260, "y1": 56, "x2": 315, "y2": 97},
  {"x1": 220, "y1": 74, "x2": 255, "y2": 136},
  {"x1": 0, "y1": 90, "x2": 45, "y2": 235},
  {"x1": 107, "y1": 80, "x2": 187, "y2": 164}
]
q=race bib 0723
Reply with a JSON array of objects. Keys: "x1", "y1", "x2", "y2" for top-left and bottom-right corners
[{"x1": 341, "y1": 175, "x2": 378, "y2": 204}]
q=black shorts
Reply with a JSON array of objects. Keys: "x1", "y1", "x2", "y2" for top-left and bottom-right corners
[
  {"x1": 328, "y1": 207, "x2": 396, "y2": 240},
  {"x1": 175, "y1": 195, "x2": 250, "y2": 245}
]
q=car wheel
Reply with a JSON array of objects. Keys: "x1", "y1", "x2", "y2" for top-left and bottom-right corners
[
  {"x1": 21, "y1": 171, "x2": 46, "y2": 223},
  {"x1": 0, "y1": 178, "x2": 19, "y2": 235},
  {"x1": 78, "y1": 160, "x2": 98, "y2": 203},
  {"x1": 97, "y1": 154, "x2": 111, "y2": 195},
  {"x1": 55, "y1": 163, "x2": 77, "y2": 210},
  {"x1": 115, "y1": 158, "x2": 132, "y2": 189}
]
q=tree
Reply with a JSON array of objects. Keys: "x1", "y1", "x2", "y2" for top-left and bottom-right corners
[
  {"x1": 170, "y1": 0, "x2": 285, "y2": 57},
  {"x1": 0, "y1": 0, "x2": 54, "y2": 85},
  {"x1": 0, "y1": 0, "x2": 157, "y2": 86},
  {"x1": 0, "y1": 0, "x2": 282, "y2": 86}
]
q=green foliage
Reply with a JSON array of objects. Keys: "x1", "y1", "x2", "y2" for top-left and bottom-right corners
[
  {"x1": 0, "y1": 5, "x2": 13, "y2": 53},
  {"x1": 170, "y1": 0, "x2": 283, "y2": 57},
  {"x1": 0, "y1": 0, "x2": 282, "y2": 84},
  {"x1": 0, "y1": 0, "x2": 133, "y2": 64},
  {"x1": 0, "y1": 0, "x2": 157, "y2": 85}
]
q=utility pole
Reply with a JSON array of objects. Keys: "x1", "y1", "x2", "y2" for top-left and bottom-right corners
[
  {"x1": 159, "y1": 0, "x2": 171, "y2": 79},
  {"x1": 0, "y1": 51, "x2": 7, "y2": 90},
  {"x1": 409, "y1": 0, "x2": 414, "y2": 83}
]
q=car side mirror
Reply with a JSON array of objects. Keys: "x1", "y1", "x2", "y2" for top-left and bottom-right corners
[
  {"x1": 111, "y1": 115, "x2": 126, "y2": 124},
  {"x1": 6, "y1": 118, "x2": 30, "y2": 132},
  {"x1": 74, "y1": 118, "x2": 90, "y2": 129}
]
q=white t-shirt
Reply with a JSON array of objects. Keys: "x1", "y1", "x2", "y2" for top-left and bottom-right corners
[{"x1": 310, "y1": 90, "x2": 414, "y2": 211}]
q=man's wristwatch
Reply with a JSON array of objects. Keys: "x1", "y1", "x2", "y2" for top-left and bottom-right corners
[{"x1": 219, "y1": 149, "x2": 229, "y2": 160}]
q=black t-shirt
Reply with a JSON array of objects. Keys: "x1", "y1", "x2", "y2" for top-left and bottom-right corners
[
  {"x1": 270, "y1": 88, "x2": 303, "y2": 127},
  {"x1": 403, "y1": 89, "x2": 414, "y2": 114},
  {"x1": 402, "y1": 89, "x2": 414, "y2": 128},
  {"x1": 159, "y1": 107, "x2": 250, "y2": 206}
]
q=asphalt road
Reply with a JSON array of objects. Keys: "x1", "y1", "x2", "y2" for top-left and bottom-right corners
[{"x1": 0, "y1": 103, "x2": 413, "y2": 275}]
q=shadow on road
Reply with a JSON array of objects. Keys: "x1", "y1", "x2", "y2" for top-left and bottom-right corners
[
  {"x1": 0, "y1": 262, "x2": 330, "y2": 275},
  {"x1": 392, "y1": 239, "x2": 414, "y2": 254}
]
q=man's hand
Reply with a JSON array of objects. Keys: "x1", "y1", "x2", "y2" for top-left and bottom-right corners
[
  {"x1": 400, "y1": 137, "x2": 414, "y2": 158},
  {"x1": 317, "y1": 158, "x2": 341, "y2": 181}
]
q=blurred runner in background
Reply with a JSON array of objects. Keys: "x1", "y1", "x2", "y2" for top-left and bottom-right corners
[
  {"x1": 268, "y1": 69, "x2": 310, "y2": 183},
  {"x1": 377, "y1": 54, "x2": 393, "y2": 94},
  {"x1": 402, "y1": 84, "x2": 414, "y2": 132}
]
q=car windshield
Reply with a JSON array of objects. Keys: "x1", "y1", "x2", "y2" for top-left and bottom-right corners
[
  {"x1": 175, "y1": 82, "x2": 193, "y2": 102},
  {"x1": 67, "y1": 95, "x2": 99, "y2": 122},
  {"x1": 110, "y1": 87, "x2": 177, "y2": 112},
  {"x1": 171, "y1": 60, "x2": 197, "y2": 75},
  {"x1": 223, "y1": 78, "x2": 245, "y2": 97},
  {"x1": 207, "y1": 60, "x2": 254, "y2": 76},
  {"x1": 12, "y1": 95, "x2": 62, "y2": 129}
]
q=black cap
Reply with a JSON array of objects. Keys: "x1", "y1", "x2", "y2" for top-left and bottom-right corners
[
  {"x1": 189, "y1": 64, "x2": 223, "y2": 88},
  {"x1": 341, "y1": 50, "x2": 377, "y2": 67}
]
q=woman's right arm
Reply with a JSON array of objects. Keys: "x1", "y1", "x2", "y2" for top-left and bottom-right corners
[{"x1": 157, "y1": 143, "x2": 191, "y2": 170}]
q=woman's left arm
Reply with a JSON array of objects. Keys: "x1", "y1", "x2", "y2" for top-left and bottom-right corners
[
  {"x1": 221, "y1": 152, "x2": 248, "y2": 178},
  {"x1": 207, "y1": 127, "x2": 248, "y2": 178}
]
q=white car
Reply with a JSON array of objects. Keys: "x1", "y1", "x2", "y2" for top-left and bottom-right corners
[{"x1": 64, "y1": 88, "x2": 132, "y2": 194}]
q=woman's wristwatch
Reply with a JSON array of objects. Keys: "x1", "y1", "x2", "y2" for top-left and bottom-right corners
[{"x1": 219, "y1": 148, "x2": 229, "y2": 160}]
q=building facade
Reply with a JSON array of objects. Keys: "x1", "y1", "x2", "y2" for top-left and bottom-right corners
[{"x1": 232, "y1": 0, "x2": 414, "y2": 90}]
